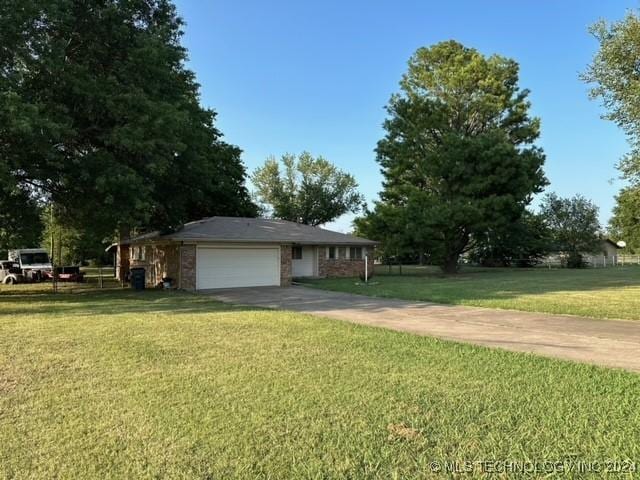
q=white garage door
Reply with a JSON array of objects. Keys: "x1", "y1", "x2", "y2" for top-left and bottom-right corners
[{"x1": 196, "y1": 247, "x2": 280, "y2": 289}]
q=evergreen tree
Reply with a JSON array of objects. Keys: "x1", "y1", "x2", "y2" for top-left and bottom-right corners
[{"x1": 371, "y1": 41, "x2": 547, "y2": 272}]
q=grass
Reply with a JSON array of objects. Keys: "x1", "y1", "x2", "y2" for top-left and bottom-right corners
[
  {"x1": 300, "y1": 265, "x2": 640, "y2": 321},
  {"x1": 1, "y1": 285, "x2": 639, "y2": 478}
]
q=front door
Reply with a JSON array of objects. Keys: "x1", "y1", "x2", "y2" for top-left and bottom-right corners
[{"x1": 292, "y1": 246, "x2": 315, "y2": 277}]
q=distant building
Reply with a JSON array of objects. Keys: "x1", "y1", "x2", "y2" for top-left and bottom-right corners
[
  {"x1": 600, "y1": 239, "x2": 622, "y2": 259},
  {"x1": 543, "y1": 239, "x2": 623, "y2": 267}
]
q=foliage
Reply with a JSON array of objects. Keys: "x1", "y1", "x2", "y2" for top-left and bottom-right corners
[
  {"x1": 353, "y1": 205, "x2": 417, "y2": 265},
  {"x1": 609, "y1": 187, "x2": 640, "y2": 253},
  {"x1": 252, "y1": 152, "x2": 364, "y2": 226},
  {"x1": 0, "y1": 178, "x2": 42, "y2": 258},
  {"x1": 584, "y1": 12, "x2": 640, "y2": 259},
  {"x1": 469, "y1": 211, "x2": 553, "y2": 267},
  {"x1": 0, "y1": 0, "x2": 256, "y2": 242},
  {"x1": 371, "y1": 41, "x2": 547, "y2": 273},
  {"x1": 540, "y1": 193, "x2": 601, "y2": 267},
  {"x1": 1, "y1": 287, "x2": 639, "y2": 477},
  {"x1": 41, "y1": 205, "x2": 110, "y2": 266},
  {"x1": 584, "y1": 12, "x2": 640, "y2": 186},
  {"x1": 302, "y1": 265, "x2": 640, "y2": 321}
]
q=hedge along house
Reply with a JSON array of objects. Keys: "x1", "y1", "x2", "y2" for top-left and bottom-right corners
[{"x1": 115, "y1": 217, "x2": 377, "y2": 290}]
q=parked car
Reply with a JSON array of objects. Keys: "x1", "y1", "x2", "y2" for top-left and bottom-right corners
[{"x1": 0, "y1": 261, "x2": 25, "y2": 285}]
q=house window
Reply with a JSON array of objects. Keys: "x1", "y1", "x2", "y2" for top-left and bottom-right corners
[
  {"x1": 292, "y1": 246, "x2": 303, "y2": 260},
  {"x1": 338, "y1": 247, "x2": 346, "y2": 259},
  {"x1": 132, "y1": 246, "x2": 146, "y2": 261},
  {"x1": 327, "y1": 247, "x2": 336, "y2": 260},
  {"x1": 350, "y1": 247, "x2": 363, "y2": 260}
]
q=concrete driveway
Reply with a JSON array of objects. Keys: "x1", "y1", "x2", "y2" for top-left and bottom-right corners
[{"x1": 208, "y1": 285, "x2": 640, "y2": 373}]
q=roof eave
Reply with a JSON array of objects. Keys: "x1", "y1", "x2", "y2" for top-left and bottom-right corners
[{"x1": 125, "y1": 236, "x2": 378, "y2": 246}]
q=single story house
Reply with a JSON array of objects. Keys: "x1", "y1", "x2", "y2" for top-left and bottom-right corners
[
  {"x1": 114, "y1": 216, "x2": 377, "y2": 290},
  {"x1": 581, "y1": 238, "x2": 624, "y2": 266},
  {"x1": 600, "y1": 238, "x2": 623, "y2": 258},
  {"x1": 543, "y1": 238, "x2": 624, "y2": 267}
]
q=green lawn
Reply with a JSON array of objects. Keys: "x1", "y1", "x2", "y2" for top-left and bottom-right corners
[
  {"x1": 0, "y1": 286, "x2": 639, "y2": 478},
  {"x1": 300, "y1": 266, "x2": 640, "y2": 321}
]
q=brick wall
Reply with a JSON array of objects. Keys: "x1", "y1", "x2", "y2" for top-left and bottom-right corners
[
  {"x1": 180, "y1": 245, "x2": 197, "y2": 290},
  {"x1": 318, "y1": 247, "x2": 367, "y2": 278},
  {"x1": 151, "y1": 244, "x2": 179, "y2": 286},
  {"x1": 129, "y1": 244, "x2": 179, "y2": 287},
  {"x1": 280, "y1": 245, "x2": 292, "y2": 286}
]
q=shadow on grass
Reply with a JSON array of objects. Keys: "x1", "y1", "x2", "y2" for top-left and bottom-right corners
[{"x1": 0, "y1": 287, "x2": 259, "y2": 317}]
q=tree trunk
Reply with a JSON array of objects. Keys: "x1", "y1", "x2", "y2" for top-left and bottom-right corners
[
  {"x1": 441, "y1": 252, "x2": 460, "y2": 274},
  {"x1": 440, "y1": 232, "x2": 469, "y2": 274},
  {"x1": 441, "y1": 260, "x2": 458, "y2": 274}
]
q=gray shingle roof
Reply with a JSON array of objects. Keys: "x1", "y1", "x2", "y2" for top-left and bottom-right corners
[{"x1": 128, "y1": 217, "x2": 377, "y2": 246}]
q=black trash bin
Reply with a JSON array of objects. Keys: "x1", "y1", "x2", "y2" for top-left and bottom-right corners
[{"x1": 130, "y1": 267, "x2": 146, "y2": 290}]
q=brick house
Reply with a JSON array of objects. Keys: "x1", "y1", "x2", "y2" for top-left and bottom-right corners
[{"x1": 115, "y1": 216, "x2": 377, "y2": 290}]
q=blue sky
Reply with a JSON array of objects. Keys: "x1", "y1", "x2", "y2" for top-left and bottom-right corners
[{"x1": 174, "y1": 0, "x2": 633, "y2": 232}]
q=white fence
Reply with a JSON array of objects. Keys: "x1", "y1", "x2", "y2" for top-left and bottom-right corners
[
  {"x1": 541, "y1": 254, "x2": 640, "y2": 268},
  {"x1": 588, "y1": 254, "x2": 640, "y2": 267}
]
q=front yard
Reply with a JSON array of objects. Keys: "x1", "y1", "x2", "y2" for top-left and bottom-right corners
[
  {"x1": 301, "y1": 266, "x2": 640, "y2": 321},
  {"x1": 1, "y1": 286, "x2": 639, "y2": 478}
]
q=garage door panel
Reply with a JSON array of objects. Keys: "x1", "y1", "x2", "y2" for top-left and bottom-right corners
[{"x1": 197, "y1": 247, "x2": 280, "y2": 289}]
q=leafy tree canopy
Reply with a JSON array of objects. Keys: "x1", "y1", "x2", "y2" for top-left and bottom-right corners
[
  {"x1": 353, "y1": 204, "x2": 416, "y2": 264},
  {"x1": 609, "y1": 187, "x2": 640, "y2": 253},
  {"x1": 584, "y1": 12, "x2": 640, "y2": 185},
  {"x1": 469, "y1": 210, "x2": 552, "y2": 267},
  {"x1": 42, "y1": 204, "x2": 111, "y2": 265},
  {"x1": 540, "y1": 193, "x2": 601, "y2": 267},
  {"x1": 252, "y1": 152, "x2": 364, "y2": 226},
  {"x1": 584, "y1": 12, "x2": 640, "y2": 257},
  {"x1": 0, "y1": 0, "x2": 256, "y2": 244},
  {"x1": 370, "y1": 41, "x2": 547, "y2": 273},
  {"x1": 0, "y1": 175, "x2": 42, "y2": 258}
]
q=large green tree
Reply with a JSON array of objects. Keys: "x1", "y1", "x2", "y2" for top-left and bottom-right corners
[
  {"x1": 540, "y1": 193, "x2": 601, "y2": 268},
  {"x1": 0, "y1": 0, "x2": 255, "y2": 243},
  {"x1": 371, "y1": 41, "x2": 547, "y2": 273},
  {"x1": 469, "y1": 211, "x2": 552, "y2": 267},
  {"x1": 584, "y1": 12, "x2": 640, "y2": 251},
  {"x1": 0, "y1": 177, "x2": 43, "y2": 258},
  {"x1": 252, "y1": 152, "x2": 364, "y2": 226},
  {"x1": 609, "y1": 187, "x2": 640, "y2": 252},
  {"x1": 353, "y1": 204, "x2": 416, "y2": 266},
  {"x1": 584, "y1": 12, "x2": 640, "y2": 185}
]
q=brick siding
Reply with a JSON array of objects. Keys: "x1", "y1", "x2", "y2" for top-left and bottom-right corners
[
  {"x1": 280, "y1": 245, "x2": 292, "y2": 286},
  {"x1": 180, "y1": 245, "x2": 197, "y2": 290},
  {"x1": 318, "y1": 247, "x2": 367, "y2": 278}
]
